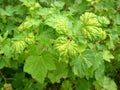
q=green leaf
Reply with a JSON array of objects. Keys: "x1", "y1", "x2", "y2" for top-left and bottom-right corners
[
  {"x1": 5, "y1": 5, "x2": 16, "y2": 16},
  {"x1": 95, "y1": 64, "x2": 117, "y2": 90},
  {"x1": 70, "y1": 54, "x2": 92, "y2": 78},
  {"x1": 75, "y1": 0, "x2": 82, "y2": 4},
  {"x1": 36, "y1": 28, "x2": 56, "y2": 48},
  {"x1": 78, "y1": 42, "x2": 87, "y2": 53},
  {"x1": 106, "y1": 31, "x2": 119, "y2": 49},
  {"x1": 0, "y1": 22, "x2": 4, "y2": 31},
  {"x1": 114, "y1": 46, "x2": 120, "y2": 61},
  {"x1": 0, "y1": 0, "x2": 119, "y2": 89},
  {"x1": 102, "y1": 76, "x2": 117, "y2": 90},
  {"x1": 0, "y1": 59, "x2": 7, "y2": 69},
  {"x1": 12, "y1": 73, "x2": 25, "y2": 88},
  {"x1": 76, "y1": 79, "x2": 93, "y2": 90},
  {"x1": 24, "y1": 53, "x2": 56, "y2": 83},
  {"x1": 48, "y1": 61, "x2": 68, "y2": 83},
  {"x1": 0, "y1": 8, "x2": 6, "y2": 16},
  {"x1": 103, "y1": 50, "x2": 114, "y2": 62},
  {"x1": 61, "y1": 80, "x2": 72, "y2": 90},
  {"x1": 98, "y1": 16, "x2": 110, "y2": 26},
  {"x1": 51, "y1": 1, "x2": 65, "y2": 10},
  {"x1": 115, "y1": 13, "x2": 120, "y2": 25},
  {"x1": 95, "y1": 75, "x2": 117, "y2": 90},
  {"x1": 70, "y1": 50, "x2": 103, "y2": 78},
  {"x1": 95, "y1": 64, "x2": 105, "y2": 85}
]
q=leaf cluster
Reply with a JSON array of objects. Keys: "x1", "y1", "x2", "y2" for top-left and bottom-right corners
[{"x1": 0, "y1": 0, "x2": 120, "y2": 90}]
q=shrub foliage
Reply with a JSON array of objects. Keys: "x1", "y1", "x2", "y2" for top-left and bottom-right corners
[{"x1": 0, "y1": 0, "x2": 120, "y2": 90}]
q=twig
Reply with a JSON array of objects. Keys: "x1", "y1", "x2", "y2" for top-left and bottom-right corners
[{"x1": 0, "y1": 71, "x2": 7, "y2": 83}]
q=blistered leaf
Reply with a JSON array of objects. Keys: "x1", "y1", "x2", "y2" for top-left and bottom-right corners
[
  {"x1": 55, "y1": 36, "x2": 78, "y2": 58},
  {"x1": 20, "y1": 0, "x2": 38, "y2": 8},
  {"x1": 12, "y1": 40, "x2": 27, "y2": 54},
  {"x1": 25, "y1": 33, "x2": 35, "y2": 44},
  {"x1": 80, "y1": 12, "x2": 106, "y2": 40},
  {"x1": 80, "y1": 12, "x2": 99, "y2": 27},
  {"x1": 45, "y1": 15, "x2": 72, "y2": 34},
  {"x1": 18, "y1": 17, "x2": 41, "y2": 31}
]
